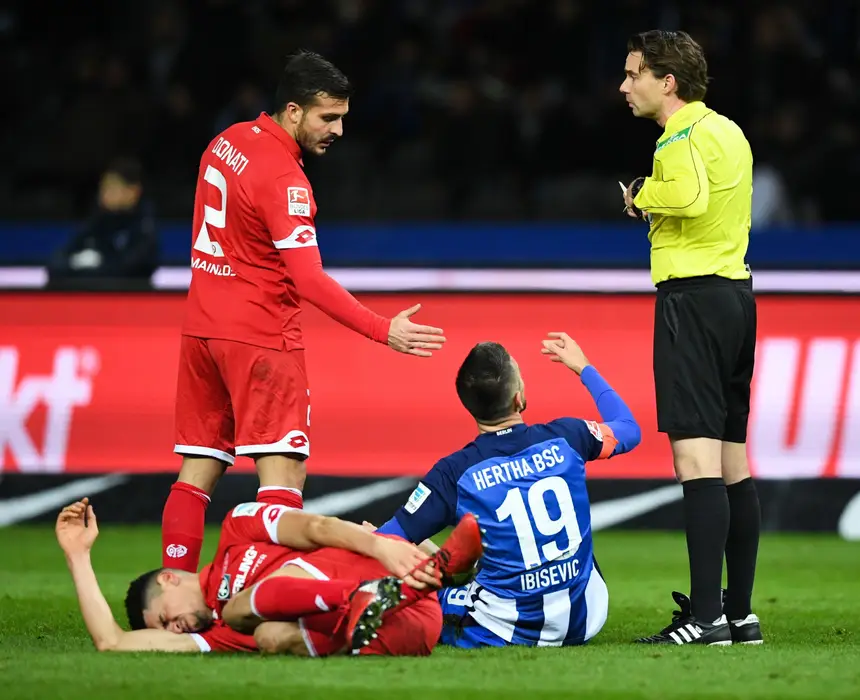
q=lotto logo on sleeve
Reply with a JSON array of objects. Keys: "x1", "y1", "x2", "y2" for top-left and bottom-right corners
[
  {"x1": 404, "y1": 482, "x2": 431, "y2": 514},
  {"x1": 262, "y1": 504, "x2": 288, "y2": 541},
  {"x1": 272, "y1": 226, "x2": 317, "y2": 250},
  {"x1": 287, "y1": 187, "x2": 310, "y2": 216}
]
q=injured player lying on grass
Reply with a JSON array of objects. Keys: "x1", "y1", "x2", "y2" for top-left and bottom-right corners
[{"x1": 56, "y1": 498, "x2": 483, "y2": 656}]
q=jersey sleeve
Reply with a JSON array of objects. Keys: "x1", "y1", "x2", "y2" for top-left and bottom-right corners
[
  {"x1": 548, "y1": 417, "x2": 618, "y2": 462},
  {"x1": 220, "y1": 502, "x2": 292, "y2": 545},
  {"x1": 392, "y1": 458, "x2": 460, "y2": 544},
  {"x1": 252, "y1": 169, "x2": 389, "y2": 344},
  {"x1": 634, "y1": 128, "x2": 709, "y2": 218},
  {"x1": 193, "y1": 622, "x2": 257, "y2": 653},
  {"x1": 253, "y1": 172, "x2": 318, "y2": 252}
]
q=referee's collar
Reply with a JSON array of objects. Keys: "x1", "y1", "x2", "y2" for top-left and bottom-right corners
[
  {"x1": 255, "y1": 112, "x2": 303, "y2": 166},
  {"x1": 663, "y1": 101, "x2": 709, "y2": 135}
]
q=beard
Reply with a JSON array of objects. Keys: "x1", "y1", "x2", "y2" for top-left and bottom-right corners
[
  {"x1": 297, "y1": 123, "x2": 336, "y2": 154},
  {"x1": 189, "y1": 609, "x2": 214, "y2": 632}
]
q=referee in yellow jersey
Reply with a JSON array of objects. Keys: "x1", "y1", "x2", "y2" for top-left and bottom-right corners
[{"x1": 619, "y1": 30, "x2": 762, "y2": 646}]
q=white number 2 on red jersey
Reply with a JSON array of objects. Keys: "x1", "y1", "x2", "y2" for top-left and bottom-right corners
[{"x1": 193, "y1": 165, "x2": 227, "y2": 258}]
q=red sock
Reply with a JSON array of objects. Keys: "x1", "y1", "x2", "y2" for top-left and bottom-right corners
[
  {"x1": 162, "y1": 481, "x2": 210, "y2": 571},
  {"x1": 250, "y1": 577, "x2": 354, "y2": 621},
  {"x1": 257, "y1": 486, "x2": 303, "y2": 510}
]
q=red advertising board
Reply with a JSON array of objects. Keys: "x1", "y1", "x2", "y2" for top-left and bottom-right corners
[{"x1": 1, "y1": 293, "x2": 859, "y2": 478}]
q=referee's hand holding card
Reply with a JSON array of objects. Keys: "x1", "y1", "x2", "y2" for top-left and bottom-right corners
[{"x1": 619, "y1": 177, "x2": 647, "y2": 219}]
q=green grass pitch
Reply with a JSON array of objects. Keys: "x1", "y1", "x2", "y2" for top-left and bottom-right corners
[{"x1": 1, "y1": 526, "x2": 858, "y2": 700}]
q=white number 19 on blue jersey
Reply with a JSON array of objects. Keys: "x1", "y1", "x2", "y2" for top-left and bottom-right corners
[{"x1": 495, "y1": 476, "x2": 583, "y2": 570}]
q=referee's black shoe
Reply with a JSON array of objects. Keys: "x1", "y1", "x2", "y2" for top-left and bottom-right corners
[
  {"x1": 728, "y1": 614, "x2": 764, "y2": 645},
  {"x1": 721, "y1": 589, "x2": 764, "y2": 645},
  {"x1": 635, "y1": 592, "x2": 732, "y2": 646}
]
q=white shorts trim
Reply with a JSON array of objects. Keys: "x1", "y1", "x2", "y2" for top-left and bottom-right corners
[
  {"x1": 236, "y1": 430, "x2": 310, "y2": 458},
  {"x1": 189, "y1": 633, "x2": 211, "y2": 652},
  {"x1": 281, "y1": 557, "x2": 329, "y2": 581},
  {"x1": 297, "y1": 618, "x2": 319, "y2": 657},
  {"x1": 584, "y1": 565, "x2": 609, "y2": 642},
  {"x1": 258, "y1": 486, "x2": 303, "y2": 497},
  {"x1": 174, "y1": 444, "x2": 235, "y2": 465}
]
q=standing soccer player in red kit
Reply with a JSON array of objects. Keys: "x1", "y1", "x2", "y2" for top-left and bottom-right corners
[{"x1": 164, "y1": 50, "x2": 447, "y2": 572}]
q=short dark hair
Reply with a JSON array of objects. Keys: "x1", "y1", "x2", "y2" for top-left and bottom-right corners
[
  {"x1": 105, "y1": 157, "x2": 143, "y2": 186},
  {"x1": 124, "y1": 569, "x2": 164, "y2": 630},
  {"x1": 274, "y1": 50, "x2": 352, "y2": 112},
  {"x1": 627, "y1": 30, "x2": 709, "y2": 102},
  {"x1": 456, "y1": 342, "x2": 519, "y2": 423}
]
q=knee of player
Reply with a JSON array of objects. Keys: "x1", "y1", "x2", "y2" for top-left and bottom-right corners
[
  {"x1": 254, "y1": 622, "x2": 307, "y2": 656},
  {"x1": 221, "y1": 593, "x2": 257, "y2": 633}
]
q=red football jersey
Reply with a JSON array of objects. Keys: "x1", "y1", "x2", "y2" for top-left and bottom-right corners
[
  {"x1": 182, "y1": 113, "x2": 319, "y2": 351},
  {"x1": 189, "y1": 502, "x2": 299, "y2": 652},
  {"x1": 188, "y1": 502, "x2": 405, "y2": 654}
]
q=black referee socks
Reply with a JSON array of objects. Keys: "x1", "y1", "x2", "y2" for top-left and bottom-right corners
[
  {"x1": 724, "y1": 477, "x2": 761, "y2": 620},
  {"x1": 682, "y1": 477, "x2": 729, "y2": 623}
]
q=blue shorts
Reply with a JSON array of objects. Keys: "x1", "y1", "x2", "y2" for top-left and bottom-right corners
[
  {"x1": 437, "y1": 566, "x2": 609, "y2": 648},
  {"x1": 438, "y1": 585, "x2": 508, "y2": 648}
]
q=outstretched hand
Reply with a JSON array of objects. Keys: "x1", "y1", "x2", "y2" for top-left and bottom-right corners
[
  {"x1": 56, "y1": 497, "x2": 99, "y2": 556},
  {"x1": 387, "y1": 304, "x2": 446, "y2": 357}
]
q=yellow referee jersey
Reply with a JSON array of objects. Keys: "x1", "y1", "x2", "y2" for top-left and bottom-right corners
[{"x1": 632, "y1": 101, "x2": 753, "y2": 285}]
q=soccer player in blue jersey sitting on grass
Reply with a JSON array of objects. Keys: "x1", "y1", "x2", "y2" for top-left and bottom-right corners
[{"x1": 376, "y1": 332, "x2": 641, "y2": 647}]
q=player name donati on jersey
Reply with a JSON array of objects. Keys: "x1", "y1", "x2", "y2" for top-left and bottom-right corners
[
  {"x1": 472, "y1": 444, "x2": 566, "y2": 491},
  {"x1": 211, "y1": 136, "x2": 250, "y2": 175}
]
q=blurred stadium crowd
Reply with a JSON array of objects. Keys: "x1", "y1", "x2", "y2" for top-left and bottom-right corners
[{"x1": 3, "y1": 0, "x2": 859, "y2": 223}]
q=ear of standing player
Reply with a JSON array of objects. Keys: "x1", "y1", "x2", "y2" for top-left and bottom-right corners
[
  {"x1": 163, "y1": 51, "x2": 446, "y2": 574},
  {"x1": 620, "y1": 30, "x2": 762, "y2": 646}
]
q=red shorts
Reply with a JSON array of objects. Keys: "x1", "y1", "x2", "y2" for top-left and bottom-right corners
[
  {"x1": 284, "y1": 547, "x2": 442, "y2": 657},
  {"x1": 174, "y1": 336, "x2": 310, "y2": 464}
]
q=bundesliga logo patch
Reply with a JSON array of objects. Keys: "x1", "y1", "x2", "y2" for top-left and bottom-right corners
[
  {"x1": 287, "y1": 187, "x2": 310, "y2": 216},
  {"x1": 405, "y1": 482, "x2": 431, "y2": 514},
  {"x1": 232, "y1": 502, "x2": 264, "y2": 518}
]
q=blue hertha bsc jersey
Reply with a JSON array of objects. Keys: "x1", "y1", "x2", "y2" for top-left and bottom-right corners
[{"x1": 381, "y1": 366, "x2": 640, "y2": 647}]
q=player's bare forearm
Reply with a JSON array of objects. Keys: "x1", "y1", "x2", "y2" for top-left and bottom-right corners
[
  {"x1": 276, "y1": 511, "x2": 427, "y2": 582},
  {"x1": 108, "y1": 630, "x2": 203, "y2": 652},
  {"x1": 309, "y1": 514, "x2": 382, "y2": 556},
  {"x1": 275, "y1": 511, "x2": 377, "y2": 555},
  {"x1": 65, "y1": 553, "x2": 201, "y2": 653},
  {"x1": 65, "y1": 551, "x2": 125, "y2": 651}
]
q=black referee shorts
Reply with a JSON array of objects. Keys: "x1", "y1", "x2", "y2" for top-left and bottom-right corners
[{"x1": 653, "y1": 275, "x2": 757, "y2": 443}]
